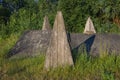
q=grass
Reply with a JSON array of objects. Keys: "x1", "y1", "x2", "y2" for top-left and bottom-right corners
[{"x1": 0, "y1": 34, "x2": 120, "y2": 80}]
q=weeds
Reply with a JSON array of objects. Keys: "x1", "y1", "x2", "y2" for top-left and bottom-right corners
[{"x1": 0, "y1": 34, "x2": 120, "y2": 80}]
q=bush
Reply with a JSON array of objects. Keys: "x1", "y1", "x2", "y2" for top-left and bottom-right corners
[{"x1": 57, "y1": 0, "x2": 120, "y2": 33}]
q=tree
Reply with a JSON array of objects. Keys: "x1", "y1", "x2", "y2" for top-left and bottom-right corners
[
  {"x1": 0, "y1": 6, "x2": 10, "y2": 24},
  {"x1": 57, "y1": 0, "x2": 120, "y2": 33}
]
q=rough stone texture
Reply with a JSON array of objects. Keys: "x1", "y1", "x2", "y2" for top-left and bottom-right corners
[
  {"x1": 83, "y1": 17, "x2": 96, "y2": 34},
  {"x1": 42, "y1": 16, "x2": 51, "y2": 30},
  {"x1": 7, "y1": 30, "x2": 51, "y2": 58},
  {"x1": 69, "y1": 33, "x2": 120, "y2": 56},
  {"x1": 8, "y1": 31, "x2": 120, "y2": 58},
  {"x1": 44, "y1": 11, "x2": 74, "y2": 69},
  {"x1": 90, "y1": 34, "x2": 120, "y2": 56}
]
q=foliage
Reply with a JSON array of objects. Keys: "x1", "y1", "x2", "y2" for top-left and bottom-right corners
[
  {"x1": 0, "y1": 1, "x2": 120, "y2": 79},
  {"x1": 0, "y1": 0, "x2": 57, "y2": 38},
  {"x1": 1, "y1": 0, "x2": 120, "y2": 38},
  {"x1": 0, "y1": 6, "x2": 11, "y2": 24},
  {"x1": 0, "y1": 35, "x2": 120, "y2": 80},
  {"x1": 57, "y1": 0, "x2": 120, "y2": 33},
  {"x1": 4, "y1": 0, "x2": 25, "y2": 9}
]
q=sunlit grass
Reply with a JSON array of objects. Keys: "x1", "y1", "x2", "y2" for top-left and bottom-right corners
[{"x1": 0, "y1": 34, "x2": 120, "y2": 80}]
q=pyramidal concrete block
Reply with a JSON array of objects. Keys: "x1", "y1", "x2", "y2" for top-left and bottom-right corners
[
  {"x1": 83, "y1": 17, "x2": 96, "y2": 34},
  {"x1": 42, "y1": 16, "x2": 51, "y2": 30},
  {"x1": 44, "y1": 11, "x2": 74, "y2": 69}
]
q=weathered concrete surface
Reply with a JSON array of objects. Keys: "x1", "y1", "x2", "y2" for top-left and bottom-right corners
[
  {"x1": 83, "y1": 17, "x2": 96, "y2": 34},
  {"x1": 90, "y1": 34, "x2": 120, "y2": 56},
  {"x1": 42, "y1": 16, "x2": 51, "y2": 30},
  {"x1": 70, "y1": 33, "x2": 120, "y2": 56},
  {"x1": 44, "y1": 11, "x2": 74, "y2": 69},
  {"x1": 7, "y1": 30, "x2": 51, "y2": 58},
  {"x1": 8, "y1": 31, "x2": 120, "y2": 58}
]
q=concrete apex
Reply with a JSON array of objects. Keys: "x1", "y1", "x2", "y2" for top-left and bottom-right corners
[
  {"x1": 42, "y1": 15, "x2": 51, "y2": 30},
  {"x1": 84, "y1": 17, "x2": 96, "y2": 34},
  {"x1": 44, "y1": 11, "x2": 74, "y2": 69}
]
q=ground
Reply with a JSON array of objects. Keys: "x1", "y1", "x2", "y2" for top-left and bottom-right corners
[{"x1": 0, "y1": 34, "x2": 120, "y2": 80}]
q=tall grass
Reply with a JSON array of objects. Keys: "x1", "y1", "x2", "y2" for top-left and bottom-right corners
[{"x1": 0, "y1": 34, "x2": 120, "y2": 80}]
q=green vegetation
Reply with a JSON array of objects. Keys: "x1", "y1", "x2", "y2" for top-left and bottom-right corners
[
  {"x1": 58, "y1": 0, "x2": 120, "y2": 32},
  {"x1": 1, "y1": 0, "x2": 120, "y2": 38},
  {"x1": 0, "y1": 0, "x2": 120, "y2": 80},
  {"x1": 0, "y1": 35, "x2": 120, "y2": 80}
]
